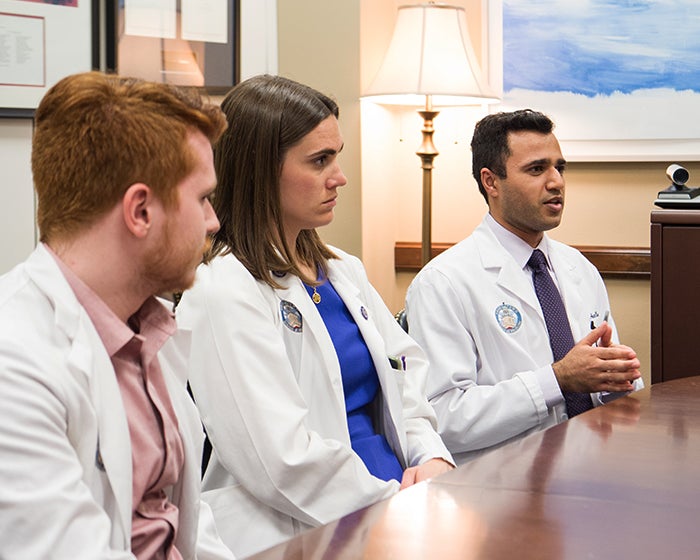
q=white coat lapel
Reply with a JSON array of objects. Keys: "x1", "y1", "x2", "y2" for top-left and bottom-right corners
[
  {"x1": 326, "y1": 263, "x2": 407, "y2": 463},
  {"x1": 546, "y1": 243, "x2": 586, "y2": 337},
  {"x1": 26, "y1": 245, "x2": 133, "y2": 546},
  {"x1": 76, "y1": 316, "x2": 133, "y2": 545},
  {"x1": 159, "y1": 328, "x2": 199, "y2": 556},
  {"x1": 474, "y1": 225, "x2": 542, "y2": 315},
  {"x1": 275, "y1": 274, "x2": 347, "y2": 417},
  {"x1": 326, "y1": 267, "x2": 384, "y2": 373}
]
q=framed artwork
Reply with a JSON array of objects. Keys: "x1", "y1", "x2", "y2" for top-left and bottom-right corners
[
  {"x1": 0, "y1": 0, "x2": 97, "y2": 117},
  {"x1": 105, "y1": 0, "x2": 239, "y2": 95},
  {"x1": 497, "y1": 0, "x2": 700, "y2": 162}
]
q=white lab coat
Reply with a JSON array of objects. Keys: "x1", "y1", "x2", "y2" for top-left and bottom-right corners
[
  {"x1": 405, "y1": 217, "x2": 642, "y2": 464},
  {"x1": 174, "y1": 247, "x2": 453, "y2": 558},
  {"x1": 0, "y1": 244, "x2": 234, "y2": 560}
]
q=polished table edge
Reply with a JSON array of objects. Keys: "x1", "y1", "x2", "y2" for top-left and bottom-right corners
[{"x1": 245, "y1": 377, "x2": 700, "y2": 559}]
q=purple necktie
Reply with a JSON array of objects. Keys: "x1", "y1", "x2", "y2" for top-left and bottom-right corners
[{"x1": 528, "y1": 249, "x2": 593, "y2": 417}]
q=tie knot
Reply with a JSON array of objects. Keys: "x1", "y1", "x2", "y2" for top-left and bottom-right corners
[{"x1": 528, "y1": 249, "x2": 548, "y2": 272}]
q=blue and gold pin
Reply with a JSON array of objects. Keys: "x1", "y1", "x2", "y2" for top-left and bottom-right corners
[
  {"x1": 495, "y1": 303, "x2": 522, "y2": 333},
  {"x1": 280, "y1": 300, "x2": 303, "y2": 332}
]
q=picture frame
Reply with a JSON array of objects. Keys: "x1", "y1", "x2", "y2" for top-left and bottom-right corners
[
  {"x1": 492, "y1": 0, "x2": 700, "y2": 162},
  {"x1": 105, "y1": 0, "x2": 240, "y2": 95},
  {"x1": 0, "y1": 0, "x2": 97, "y2": 117}
]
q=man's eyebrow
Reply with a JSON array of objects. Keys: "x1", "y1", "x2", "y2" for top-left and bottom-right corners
[{"x1": 521, "y1": 157, "x2": 567, "y2": 167}]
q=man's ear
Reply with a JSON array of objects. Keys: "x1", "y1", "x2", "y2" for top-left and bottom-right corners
[
  {"x1": 122, "y1": 183, "x2": 153, "y2": 238},
  {"x1": 481, "y1": 168, "x2": 499, "y2": 199}
]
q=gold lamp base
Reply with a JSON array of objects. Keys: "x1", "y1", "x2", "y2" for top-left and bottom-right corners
[{"x1": 416, "y1": 95, "x2": 439, "y2": 266}]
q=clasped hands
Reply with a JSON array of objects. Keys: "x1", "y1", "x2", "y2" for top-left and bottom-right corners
[{"x1": 553, "y1": 322, "x2": 641, "y2": 394}]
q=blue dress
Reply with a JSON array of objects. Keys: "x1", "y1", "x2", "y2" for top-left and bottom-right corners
[{"x1": 304, "y1": 279, "x2": 404, "y2": 482}]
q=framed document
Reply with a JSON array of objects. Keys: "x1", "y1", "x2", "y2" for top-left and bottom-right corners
[
  {"x1": 105, "y1": 0, "x2": 239, "y2": 95},
  {"x1": 0, "y1": 0, "x2": 97, "y2": 117}
]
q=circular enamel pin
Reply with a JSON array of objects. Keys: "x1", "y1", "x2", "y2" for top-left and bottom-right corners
[
  {"x1": 280, "y1": 300, "x2": 303, "y2": 332},
  {"x1": 495, "y1": 303, "x2": 522, "y2": 333},
  {"x1": 360, "y1": 306, "x2": 368, "y2": 320}
]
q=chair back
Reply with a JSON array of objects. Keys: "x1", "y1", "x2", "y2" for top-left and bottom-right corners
[{"x1": 394, "y1": 308, "x2": 409, "y2": 333}]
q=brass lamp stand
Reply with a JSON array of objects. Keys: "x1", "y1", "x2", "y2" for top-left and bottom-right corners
[
  {"x1": 361, "y1": 3, "x2": 500, "y2": 269},
  {"x1": 416, "y1": 95, "x2": 439, "y2": 266}
]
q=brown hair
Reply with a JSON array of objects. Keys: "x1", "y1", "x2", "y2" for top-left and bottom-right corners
[
  {"x1": 32, "y1": 71, "x2": 227, "y2": 242},
  {"x1": 211, "y1": 74, "x2": 339, "y2": 287}
]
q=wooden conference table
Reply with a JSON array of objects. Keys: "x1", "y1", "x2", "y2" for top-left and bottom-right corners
[{"x1": 247, "y1": 377, "x2": 700, "y2": 559}]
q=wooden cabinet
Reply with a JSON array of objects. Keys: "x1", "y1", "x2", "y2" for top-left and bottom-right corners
[{"x1": 651, "y1": 210, "x2": 700, "y2": 383}]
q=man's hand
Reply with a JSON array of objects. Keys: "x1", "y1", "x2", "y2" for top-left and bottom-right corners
[
  {"x1": 399, "y1": 458, "x2": 454, "y2": 490},
  {"x1": 552, "y1": 322, "x2": 641, "y2": 394}
]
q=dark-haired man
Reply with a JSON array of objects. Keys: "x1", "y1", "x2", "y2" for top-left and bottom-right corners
[{"x1": 406, "y1": 109, "x2": 642, "y2": 464}]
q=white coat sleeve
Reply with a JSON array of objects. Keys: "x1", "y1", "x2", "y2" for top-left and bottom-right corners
[
  {"x1": 405, "y1": 267, "x2": 553, "y2": 455},
  {"x1": 0, "y1": 345, "x2": 135, "y2": 560},
  {"x1": 180, "y1": 269, "x2": 398, "y2": 528},
  {"x1": 196, "y1": 500, "x2": 237, "y2": 559}
]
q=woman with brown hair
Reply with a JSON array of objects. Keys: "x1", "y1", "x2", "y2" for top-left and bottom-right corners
[{"x1": 176, "y1": 74, "x2": 453, "y2": 558}]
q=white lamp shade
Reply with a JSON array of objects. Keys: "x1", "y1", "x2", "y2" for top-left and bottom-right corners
[{"x1": 363, "y1": 3, "x2": 499, "y2": 106}]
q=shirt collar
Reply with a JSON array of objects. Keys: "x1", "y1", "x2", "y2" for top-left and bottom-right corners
[
  {"x1": 45, "y1": 244, "x2": 176, "y2": 358},
  {"x1": 485, "y1": 213, "x2": 551, "y2": 270}
]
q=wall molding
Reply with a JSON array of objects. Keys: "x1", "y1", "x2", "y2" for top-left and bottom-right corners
[{"x1": 394, "y1": 242, "x2": 650, "y2": 279}]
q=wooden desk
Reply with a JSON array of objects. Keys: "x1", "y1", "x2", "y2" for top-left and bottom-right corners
[{"x1": 246, "y1": 378, "x2": 700, "y2": 559}]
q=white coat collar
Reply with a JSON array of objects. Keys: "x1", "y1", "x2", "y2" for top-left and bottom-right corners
[
  {"x1": 474, "y1": 217, "x2": 585, "y2": 320},
  {"x1": 473, "y1": 220, "x2": 541, "y2": 314}
]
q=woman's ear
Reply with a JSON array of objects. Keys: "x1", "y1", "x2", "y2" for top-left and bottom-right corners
[{"x1": 122, "y1": 183, "x2": 153, "y2": 238}]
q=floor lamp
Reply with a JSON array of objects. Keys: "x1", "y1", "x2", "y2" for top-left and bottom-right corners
[{"x1": 362, "y1": 2, "x2": 499, "y2": 266}]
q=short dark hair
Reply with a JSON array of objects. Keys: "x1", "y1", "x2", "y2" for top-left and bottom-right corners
[
  {"x1": 471, "y1": 109, "x2": 554, "y2": 201},
  {"x1": 210, "y1": 74, "x2": 340, "y2": 287}
]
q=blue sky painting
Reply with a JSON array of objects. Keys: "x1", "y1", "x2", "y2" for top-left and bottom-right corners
[
  {"x1": 497, "y1": 0, "x2": 700, "y2": 158},
  {"x1": 503, "y1": 0, "x2": 700, "y2": 96}
]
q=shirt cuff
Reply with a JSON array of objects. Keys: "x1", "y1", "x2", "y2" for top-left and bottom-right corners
[{"x1": 535, "y1": 364, "x2": 565, "y2": 409}]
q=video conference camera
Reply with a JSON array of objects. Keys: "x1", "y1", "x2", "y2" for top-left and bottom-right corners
[
  {"x1": 666, "y1": 164, "x2": 690, "y2": 187},
  {"x1": 655, "y1": 163, "x2": 700, "y2": 208}
]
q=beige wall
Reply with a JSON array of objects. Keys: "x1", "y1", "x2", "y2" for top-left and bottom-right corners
[
  {"x1": 275, "y1": 0, "x2": 697, "y2": 386},
  {"x1": 277, "y1": 0, "x2": 363, "y2": 257}
]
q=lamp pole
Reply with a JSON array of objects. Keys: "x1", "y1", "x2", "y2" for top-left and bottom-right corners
[{"x1": 416, "y1": 94, "x2": 440, "y2": 266}]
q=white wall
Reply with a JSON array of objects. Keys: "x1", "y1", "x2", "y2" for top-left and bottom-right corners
[{"x1": 0, "y1": 118, "x2": 35, "y2": 273}]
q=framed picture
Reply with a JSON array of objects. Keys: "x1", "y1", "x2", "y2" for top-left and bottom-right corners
[
  {"x1": 494, "y1": 0, "x2": 700, "y2": 162},
  {"x1": 105, "y1": 0, "x2": 239, "y2": 95},
  {"x1": 0, "y1": 0, "x2": 97, "y2": 117}
]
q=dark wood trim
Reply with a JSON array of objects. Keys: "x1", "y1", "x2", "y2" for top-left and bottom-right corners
[
  {"x1": 651, "y1": 209, "x2": 700, "y2": 225},
  {"x1": 394, "y1": 242, "x2": 454, "y2": 272},
  {"x1": 394, "y1": 241, "x2": 650, "y2": 279}
]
